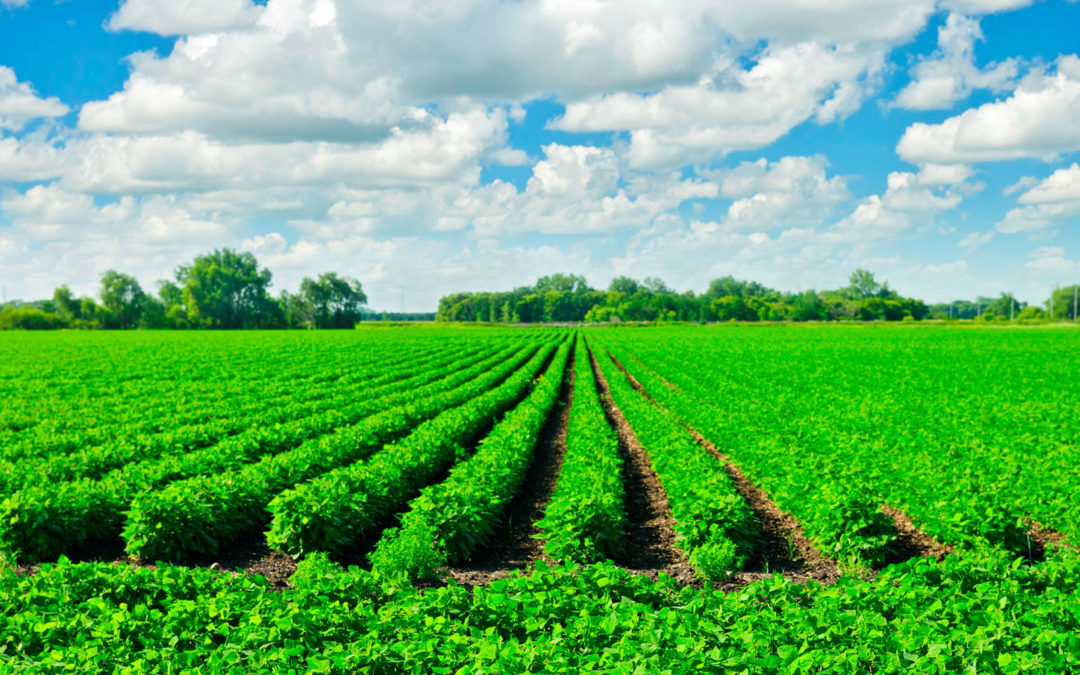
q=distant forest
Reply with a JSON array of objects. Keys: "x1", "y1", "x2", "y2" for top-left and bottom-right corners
[
  {"x1": 0, "y1": 248, "x2": 437, "y2": 330},
  {"x1": 437, "y1": 271, "x2": 1080, "y2": 324},
  {"x1": 2, "y1": 251, "x2": 1077, "y2": 329}
]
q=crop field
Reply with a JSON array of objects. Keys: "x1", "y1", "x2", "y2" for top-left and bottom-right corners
[{"x1": 1, "y1": 324, "x2": 1079, "y2": 672}]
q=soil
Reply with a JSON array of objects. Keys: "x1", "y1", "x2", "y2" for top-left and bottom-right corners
[
  {"x1": 882, "y1": 505, "x2": 953, "y2": 564},
  {"x1": 587, "y1": 343, "x2": 698, "y2": 587},
  {"x1": 443, "y1": 345, "x2": 575, "y2": 586},
  {"x1": 604, "y1": 350, "x2": 840, "y2": 588},
  {"x1": 16, "y1": 537, "x2": 298, "y2": 590},
  {"x1": 1025, "y1": 519, "x2": 1076, "y2": 560}
]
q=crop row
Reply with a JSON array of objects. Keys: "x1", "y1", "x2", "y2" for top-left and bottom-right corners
[
  {"x1": 0, "y1": 332, "x2": 376, "y2": 437},
  {"x1": 0, "y1": 342, "x2": 525, "y2": 562},
  {"x1": 591, "y1": 327, "x2": 1080, "y2": 563},
  {"x1": 0, "y1": 338, "x2": 456, "y2": 462},
  {"x1": 124, "y1": 339, "x2": 559, "y2": 561},
  {"x1": 0, "y1": 340, "x2": 495, "y2": 496},
  {"x1": 4, "y1": 543, "x2": 1080, "y2": 672},
  {"x1": 264, "y1": 338, "x2": 563, "y2": 558},
  {"x1": 535, "y1": 335, "x2": 625, "y2": 564},
  {"x1": 590, "y1": 342, "x2": 759, "y2": 581},
  {"x1": 370, "y1": 339, "x2": 572, "y2": 581}
]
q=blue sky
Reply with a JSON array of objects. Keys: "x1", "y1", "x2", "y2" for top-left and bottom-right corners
[{"x1": 1, "y1": 0, "x2": 1078, "y2": 310}]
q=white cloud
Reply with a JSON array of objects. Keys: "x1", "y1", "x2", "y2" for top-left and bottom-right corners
[
  {"x1": 832, "y1": 163, "x2": 977, "y2": 238},
  {"x1": 939, "y1": 0, "x2": 1036, "y2": 14},
  {"x1": 997, "y1": 163, "x2": 1080, "y2": 236},
  {"x1": 0, "y1": 0, "x2": 1064, "y2": 307},
  {"x1": 108, "y1": 0, "x2": 261, "y2": 35},
  {"x1": 897, "y1": 55, "x2": 1080, "y2": 163},
  {"x1": 958, "y1": 230, "x2": 994, "y2": 251},
  {"x1": 0, "y1": 134, "x2": 65, "y2": 181},
  {"x1": 553, "y1": 43, "x2": 886, "y2": 169},
  {"x1": 63, "y1": 106, "x2": 509, "y2": 194},
  {"x1": 0, "y1": 66, "x2": 69, "y2": 131},
  {"x1": 705, "y1": 155, "x2": 849, "y2": 231},
  {"x1": 1016, "y1": 163, "x2": 1080, "y2": 203},
  {"x1": 1024, "y1": 246, "x2": 1080, "y2": 275},
  {"x1": 893, "y1": 13, "x2": 1017, "y2": 110}
]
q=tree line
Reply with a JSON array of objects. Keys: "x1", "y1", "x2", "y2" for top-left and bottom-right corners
[
  {"x1": 0, "y1": 249, "x2": 370, "y2": 330},
  {"x1": 437, "y1": 270, "x2": 1080, "y2": 324}
]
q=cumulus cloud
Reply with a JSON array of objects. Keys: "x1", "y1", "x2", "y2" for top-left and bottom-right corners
[
  {"x1": 704, "y1": 155, "x2": 849, "y2": 231},
  {"x1": 958, "y1": 230, "x2": 994, "y2": 251},
  {"x1": 108, "y1": 0, "x2": 261, "y2": 35},
  {"x1": 939, "y1": 0, "x2": 1037, "y2": 14},
  {"x1": 552, "y1": 43, "x2": 886, "y2": 169},
  {"x1": 892, "y1": 13, "x2": 1018, "y2": 110},
  {"x1": 0, "y1": 66, "x2": 69, "y2": 131},
  {"x1": 996, "y1": 163, "x2": 1080, "y2": 236},
  {"x1": 832, "y1": 163, "x2": 978, "y2": 238},
  {"x1": 0, "y1": 0, "x2": 1062, "y2": 306},
  {"x1": 897, "y1": 55, "x2": 1080, "y2": 163},
  {"x1": 1024, "y1": 246, "x2": 1080, "y2": 275}
]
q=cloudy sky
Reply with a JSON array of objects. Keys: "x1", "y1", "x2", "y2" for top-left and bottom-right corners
[{"x1": 1, "y1": 0, "x2": 1078, "y2": 310}]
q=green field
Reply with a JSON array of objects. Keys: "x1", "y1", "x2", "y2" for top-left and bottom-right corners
[{"x1": 2, "y1": 325, "x2": 1079, "y2": 673}]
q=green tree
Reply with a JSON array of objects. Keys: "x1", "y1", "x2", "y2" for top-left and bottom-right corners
[
  {"x1": 848, "y1": 269, "x2": 881, "y2": 300},
  {"x1": 298, "y1": 272, "x2": 367, "y2": 328},
  {"x1": 986, "y1": 292, "x2": 1025, "y2": 320},
  {"x1": 177, "y1": 249, "x2": 281, "y2": 329},
  {"x1": 52, "y1": 285, "x2": 79, "y2": 320},
  {"x1": 543, "y1": 290, "x2": 576, "y2": 322},
  {"x1": 99, "y1": 270, "x2": 145, "y2": 329},
  {"x1": 608, "y1": 276, "x2": 640, "y2": 295},
  {"x1": 1048, "y1": 285, "x2": 1080, "y2": 320},
  {"x1": 514, "y1": 294, "x2": 544, "y2": 323},
  {"x1": 535, "y1": 274, "x2": 590, "y2": 294}
]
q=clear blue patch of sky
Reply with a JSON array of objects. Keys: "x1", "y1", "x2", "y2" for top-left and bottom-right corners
[{"x1": 0, "y1": 0, "x2": 172, "y2": 117}]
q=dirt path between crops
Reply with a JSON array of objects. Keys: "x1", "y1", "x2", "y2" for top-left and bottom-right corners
[
  {"x1": 603, "y1": 350, "x2": 840, "y2": 588},
  {"x1": 588, "y1": 343, "x2": 698, "y2": 587},
  {"x1": 882, "y1": 505, "x2": 953, "y2": 564},
  {"x1": 444, "y1": 345, "x2": 575, "y2": 586},
  {"x1": 1025, "y1": 519, "x2": 1076, "y2": 560}
]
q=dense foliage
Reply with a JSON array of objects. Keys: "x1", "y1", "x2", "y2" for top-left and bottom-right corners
[
  {"x1": 535, "y1": 335, "x2": 626, "y2": 563},
  {"x1": 2, "y1": 325, "x2": 1079, "y2": 672},
  {"x1": 438, "y1": 270, "x2": 942, "y2": 323},
  {"x1": 1, "y1": 248, "x2": 378, "y2": 330}
]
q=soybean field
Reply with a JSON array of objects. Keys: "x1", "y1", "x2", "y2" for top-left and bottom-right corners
[{"x1": 2, "y1": 325, "x2": 1080, "y2": 673}]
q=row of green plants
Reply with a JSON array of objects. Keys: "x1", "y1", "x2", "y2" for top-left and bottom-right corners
[
  {"x1": 592, "y1": 326, "x2": 1080, "y2": 562},
  {"x1": 535, "y1": 335, "x2": 626, "y2": 563},
  {"x1": 122, "y1": 342, "x2": 551, "y2": 561},
  {"x1": 596, "y1": 339, "x2": 898, "y2": 568},
  {"x1": 0, "y1": 343, "x2": 526, "y2": 562},
  {"x1": 370, "y1": 340, "x2": 572, "y2": 582},
  {"x1": 3, "y1": 546, "x2": 1080, "y2": 672},
  {"x1": 590, "y1": 343, "x2": 759, "y2": 581},
  {"x1": 0, "y1": 341, "x2": 490, "y2": 493},
  {"x1": 0, "y1": 330, "x2": 447, "y2": 458},
  {"x1": 264, "y1": 339, "x2": 563, "y2": 558}
]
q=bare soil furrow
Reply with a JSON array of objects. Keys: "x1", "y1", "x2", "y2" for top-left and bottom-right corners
[
  {"x1": 444, "y1": 343, "x2": 576, "y2": 586},
  {"x1": 882, "y1": 505, "x2": 953, "y2": 564},
  {"x1": 603, "y1": 349, "x2": 840, "y2": 588},
  {"x1": 588, "y1": 343, "x2": 697, "y2": 586}
]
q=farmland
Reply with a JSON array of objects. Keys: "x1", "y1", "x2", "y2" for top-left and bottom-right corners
[{"x1": 1, "y1": 325, "x2": 1079, "y2": 672}]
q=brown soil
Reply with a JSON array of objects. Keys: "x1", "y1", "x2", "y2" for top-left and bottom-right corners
[
  {"x1": 16, "y1": 539, "x2": 297, "y2": 590},
  {"x1": 882, "y1": 505, "x2": 953, "y2": 564},
  {"x1": 588, "y1": 343, "x2": 698, "y2": 587},
  {"x1": 1025, "y1": 519, "x2": 1076, "y2": 559},
  {"x1": 604, "y1": 350, "x2": 839, "y2": 588},
  {"x1": 443, "y1": 345, "x2": 575, "y2": 585}
]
